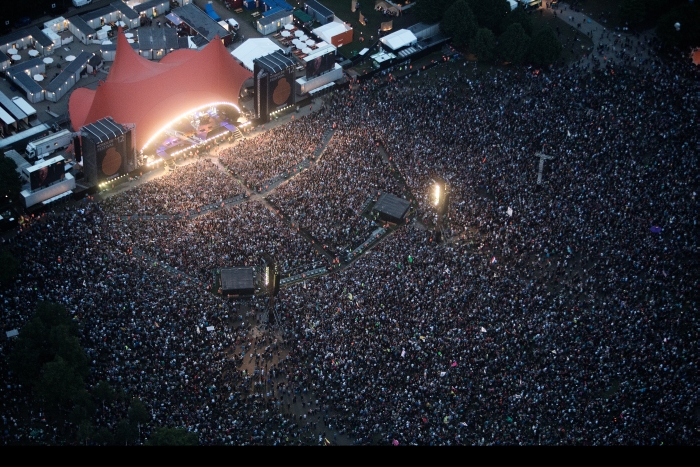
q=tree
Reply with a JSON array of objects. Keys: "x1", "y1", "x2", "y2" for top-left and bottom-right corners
[
  {"x1": 9, "y1": 302, "x2": 84, "y2": 388},
  {"x1": 498, "y1": 23, "x2": 531, "y2": 65},
  {"x1": 472, "y1": 28, "x2": 497, "y2": 62},
  {"x1": 146, "y1": 427, "x2": 199, "y2": 446},
  {"x1": 656, "y1": 3, "x2": 700, "y2": 49},
  {"x1": 94, "y1": 427, "x2": 114, "y2": 446},
  {"x1": 467, "y1": 0, "x2": 510, "y2": 31},
  {"x1": 499, "y1": 5, "x2": 533, "y2": 36},
  {"x1": 76, "y1": 421, "x2": 94, "y2": 446},
  {"x1": 529, "y1": 27, "x2": 562, "y2": 66},
  {"x1": 619, "y1": 0, "x2": 647, "y2": 26},
  {"x1": 0, "y1": 250, "x2": 19, "y2": 286},
  {"x1": 93, "y1": 380, "x2": 116, "y2": 412},
  {"x1": 35, "y1": 356, "x2": 85, "y2": 408},
  {"x1": 115, "y1": 418, "x2": 138, "y2": 446},
  {"x1": 413, "y1": 0, "x2": 457, "y2": 24},
  {"x1": 128, "y1": 398, "x2": 150, "y2": 441},
  {"x1": 441, "y1": 0, "x2": 479, "y2": 49},
  {"x1": 0, "y1": 156, "x2": 22, "y2": 203}
]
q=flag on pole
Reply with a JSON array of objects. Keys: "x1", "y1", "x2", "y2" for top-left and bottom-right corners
[{"x1": 491, "y1": 256, "x2": 497, "y2": 264}]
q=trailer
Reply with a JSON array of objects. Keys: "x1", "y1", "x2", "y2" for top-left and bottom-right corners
[
  {"x1": 26, "y1": 129, "x2": 73, "y2": 159},
  {"x1": 0, "y1": 124, "x2": 51, "y2": 154}
]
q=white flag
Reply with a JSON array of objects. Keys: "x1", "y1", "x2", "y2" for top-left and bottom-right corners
[{"x1": 507, "y1": 207, "x2": 513, "y2": 217}]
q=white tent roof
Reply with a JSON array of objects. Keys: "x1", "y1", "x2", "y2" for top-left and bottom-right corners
[
  {"x1": 379, "y1": 29, "x2": 418, "y2": 51},
  {"x1": 312, "y1": 21, "x2": 350, "y2": 44},
  {"x1": 231, "y1": 38, "x2": 283, "y2": 71},
  {"x1": 11, "y1": 96, "x2": 36, "y2": 117}
]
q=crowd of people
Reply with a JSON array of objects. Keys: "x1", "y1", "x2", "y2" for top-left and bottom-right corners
[
  {"x1": 267, "y1": 130, "x2": 408, "y2": 253},
  {"x1": 218, "y1": 117, "x2": 326, "y2": 192},
  {"x1": 102, "y1": 160, "x2": 242, "y2": 216},
  {"x1": 1, "y1": 32, "x2": 698, "y2": 445},
  {"x1": 116, "y1": 200, "x2": 324, "y2": 284}
]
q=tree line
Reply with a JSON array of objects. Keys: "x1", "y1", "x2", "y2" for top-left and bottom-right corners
[
  {"x1": 413, "y1": 0, "x2": 563, "y2": 66},
  {"x1": 5, "y1": 301, "x2": 198, "y2": 445}
]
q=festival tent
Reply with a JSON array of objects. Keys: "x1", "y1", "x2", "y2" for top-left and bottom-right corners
[
  {"x1": 231, "y1": 38, "x2": 282, "y2": 71},
  {"x1": 69, "y1": 29, "x2": 252, "y2": 150},
  {"x1": 379, "y1": 29, "x2": 418, "y2": 51}
]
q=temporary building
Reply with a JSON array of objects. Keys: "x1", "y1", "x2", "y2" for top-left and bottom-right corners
[
  {"x1": 231, "y1": 38, "x2": 282, "y2": 71},
  {"x1": 69, "y1": 29, "x2": 251, "y2": 150},
  {"x1": 312, "y1": 20, "x2": 353, "y2": 47},
  {"x1": 379, "y1": 29, "x2": 418, "y2": 51}
]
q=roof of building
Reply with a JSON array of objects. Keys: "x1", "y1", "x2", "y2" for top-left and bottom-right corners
[
  {"x1": 0, "y1": 50, "x2": 9, "y2": 64},
  {"x1": 46, "y1": 52, "x2": 93, "y2": 93},
  {"x1": 112, "y1": 0, "x2": 141, "y2": 18},
  {"x1": 312, "y1": 20, "x2": 351, "y2": 43},
  {"x1": 379, "y1": 29, "x2": 417, "y2": 51},
  {"x1": 257, "y1": 9, "x2": 293, "y2": 27},
  {"x1": 305, "y1": 0, "x2": 333, "y2": 17},
  {"x1": 69, "y1": 15, "x2": 96, "y2": 37},
  {"x1": 254, "y1": 50, "x2": 295, "y2": 74},
  {"x1": 82, "y1": 117, "x2": 129, "y2": 144},
  {"x1": 171, "y1": 4, "x2": 231, "y2": 42},
  {"x1": 133, "y1": 0, "x2": 170, "y2": 13},
  {"x1": 137, "y1": 26, "x2": 180, "y2": 51},
  {"x1": 0, "y1": 92, "x2": 28, "y2": 121},
  {"x1": 11, "y1": 73, "x2": 44, "y2": 96},
  {"x1": 69, "y1": 29, "x2": 251, "y2": 149},
  {"x1": 231, "y1": 38, "x2": 282, "y2": 71},
  {"x1": 0, "y1": 26, "x2": 53, "y2": 48},
  {"x1": 82, "y1": 5, "x2": 119, "y2": 22}
]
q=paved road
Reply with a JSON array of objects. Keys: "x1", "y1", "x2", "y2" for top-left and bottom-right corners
[{"x1": 542, "y1": 3, "x2": 656, "y2": 71}]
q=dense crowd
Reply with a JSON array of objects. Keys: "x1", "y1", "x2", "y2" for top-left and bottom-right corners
[
  {"x1": 1, "y1": 35, "x2": 699, "y2": 445},
  {"x1": 116, "y1": 200, "x2": 323, "y2": 284},
  {"x1": 267, "y1": 130, "x2": 407, "y2": 252},
  {"x1": 102, "y1": 160, "x2": 242, "y2": 216},
  {"x1": 218, "y1": 117, "x2": 326, "y2": 191}
]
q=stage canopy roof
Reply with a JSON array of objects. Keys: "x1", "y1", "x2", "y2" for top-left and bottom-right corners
[
  {"x1": 379, "y1": 29, "x2": 418, "y2": 51},
  {"x1": 231, "y1": 38, "x2": 282, "y2": 71},
  {"x1": 69, "y1": 29, "x2": 252, "y2": 150}
]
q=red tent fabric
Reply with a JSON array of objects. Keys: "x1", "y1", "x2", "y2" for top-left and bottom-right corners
[{"x1": 70, "y1": 30, "x2": 252, "y2": 150}]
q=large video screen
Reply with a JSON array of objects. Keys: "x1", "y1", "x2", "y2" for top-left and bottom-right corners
[
  {"x1": 95, "y1": 134, "x2": 127, "y2": 180},
  {"x1": 306, "y1": 51, "x2": 336, "y2": 79},
  {"x1": 30, "y1": 159, "x2": 65, "y2": 190}
]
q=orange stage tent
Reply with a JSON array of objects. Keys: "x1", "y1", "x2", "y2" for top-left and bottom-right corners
[{"x1": 69, "y1": 29, "x2": 252, "y2": 150}]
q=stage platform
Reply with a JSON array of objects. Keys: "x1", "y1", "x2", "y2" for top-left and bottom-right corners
[
  {"x1": 373, "y1": 193, "x2": 411, "y2": 224},
  {"x1": 220, "y1": 267, "x2": 255, "y2": 296}
]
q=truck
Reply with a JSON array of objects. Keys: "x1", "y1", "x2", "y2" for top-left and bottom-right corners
[
  {"x1": 26, "y1": 129, "x2": 73, "y2": 159},
  {"x1": 0, "y1": 124, "x2": 51, "y2": 155}
]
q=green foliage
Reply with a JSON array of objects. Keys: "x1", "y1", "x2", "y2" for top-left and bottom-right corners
[
  {"x1": 472, "y1": 28, "x2": 497, "y2": 62},
  {"x1": 0, "y1": 157, "x2": 22, "y2": 202},
  {"x1": 76, "y1": 421, "x2": 94, "y2": 445},
  {"x1": 499, "y1": 23, "x2": 531, "y2": 65},
  {"x1": 441, "y1": 0, "x2": 479, "y2": 49},
  {"x1": 619, "y1": 0, "x2": 646, "y2": 25},
  {"x1": 656, "y1": 3, "x2": 700, "y2": 49},
  {"x1": 467, "y1": 0, "x2": 511, "y2": 31},
  {"x1": 115, "y1": 418, "x2": 138, "y2": 446},
  {"x1": 128, "y1": 399, "x2": 150, "y2": 429},
  {"x1": 94, "y1": 427, "x2": 115, "y2": 446},
  {"x1": 500, "y1": 5, "x2": 533, "y2": 36},
  {"x1": 0, "y1": 250, "x2": 19, "y2": 286},
  {"x1": 146, "y1": 427, "x2": 199, "y2": 446},
  {"x1": 9, "y1": 302, "x2": 84, "y2": 387},
  {"x1": 413, "y1": 0, "x2": 457, "y2": 24},
  {"x1": 93, "y1": 380, "x2": 116, "y2": 406},
  {"x1": 35, "y1": 356, "x2": 85, "y2": 408},
  {"x1": 529, "y1": 27, "x2": 563, "y2": 66}
]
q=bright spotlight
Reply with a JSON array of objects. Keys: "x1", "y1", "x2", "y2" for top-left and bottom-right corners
[{"x1": 434, "y1": 183, "x2": 441, "y2": 207}]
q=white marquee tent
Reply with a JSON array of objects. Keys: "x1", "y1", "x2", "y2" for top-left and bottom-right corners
[
  {"x1": 379, "y1": 29, "x2": 418, "y2": 51},
  {"x1": 231, "y1": 38, "x2": 283, "y2": 71}
]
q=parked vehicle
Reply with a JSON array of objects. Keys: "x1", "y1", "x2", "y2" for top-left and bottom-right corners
[{"x1": 26, "y1": 129, "x2": 72, "y2": 159}]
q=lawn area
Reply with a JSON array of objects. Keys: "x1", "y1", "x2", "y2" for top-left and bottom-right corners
[{"x1": 313, "y1": 0, "x2": 421, "y2": 59}]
